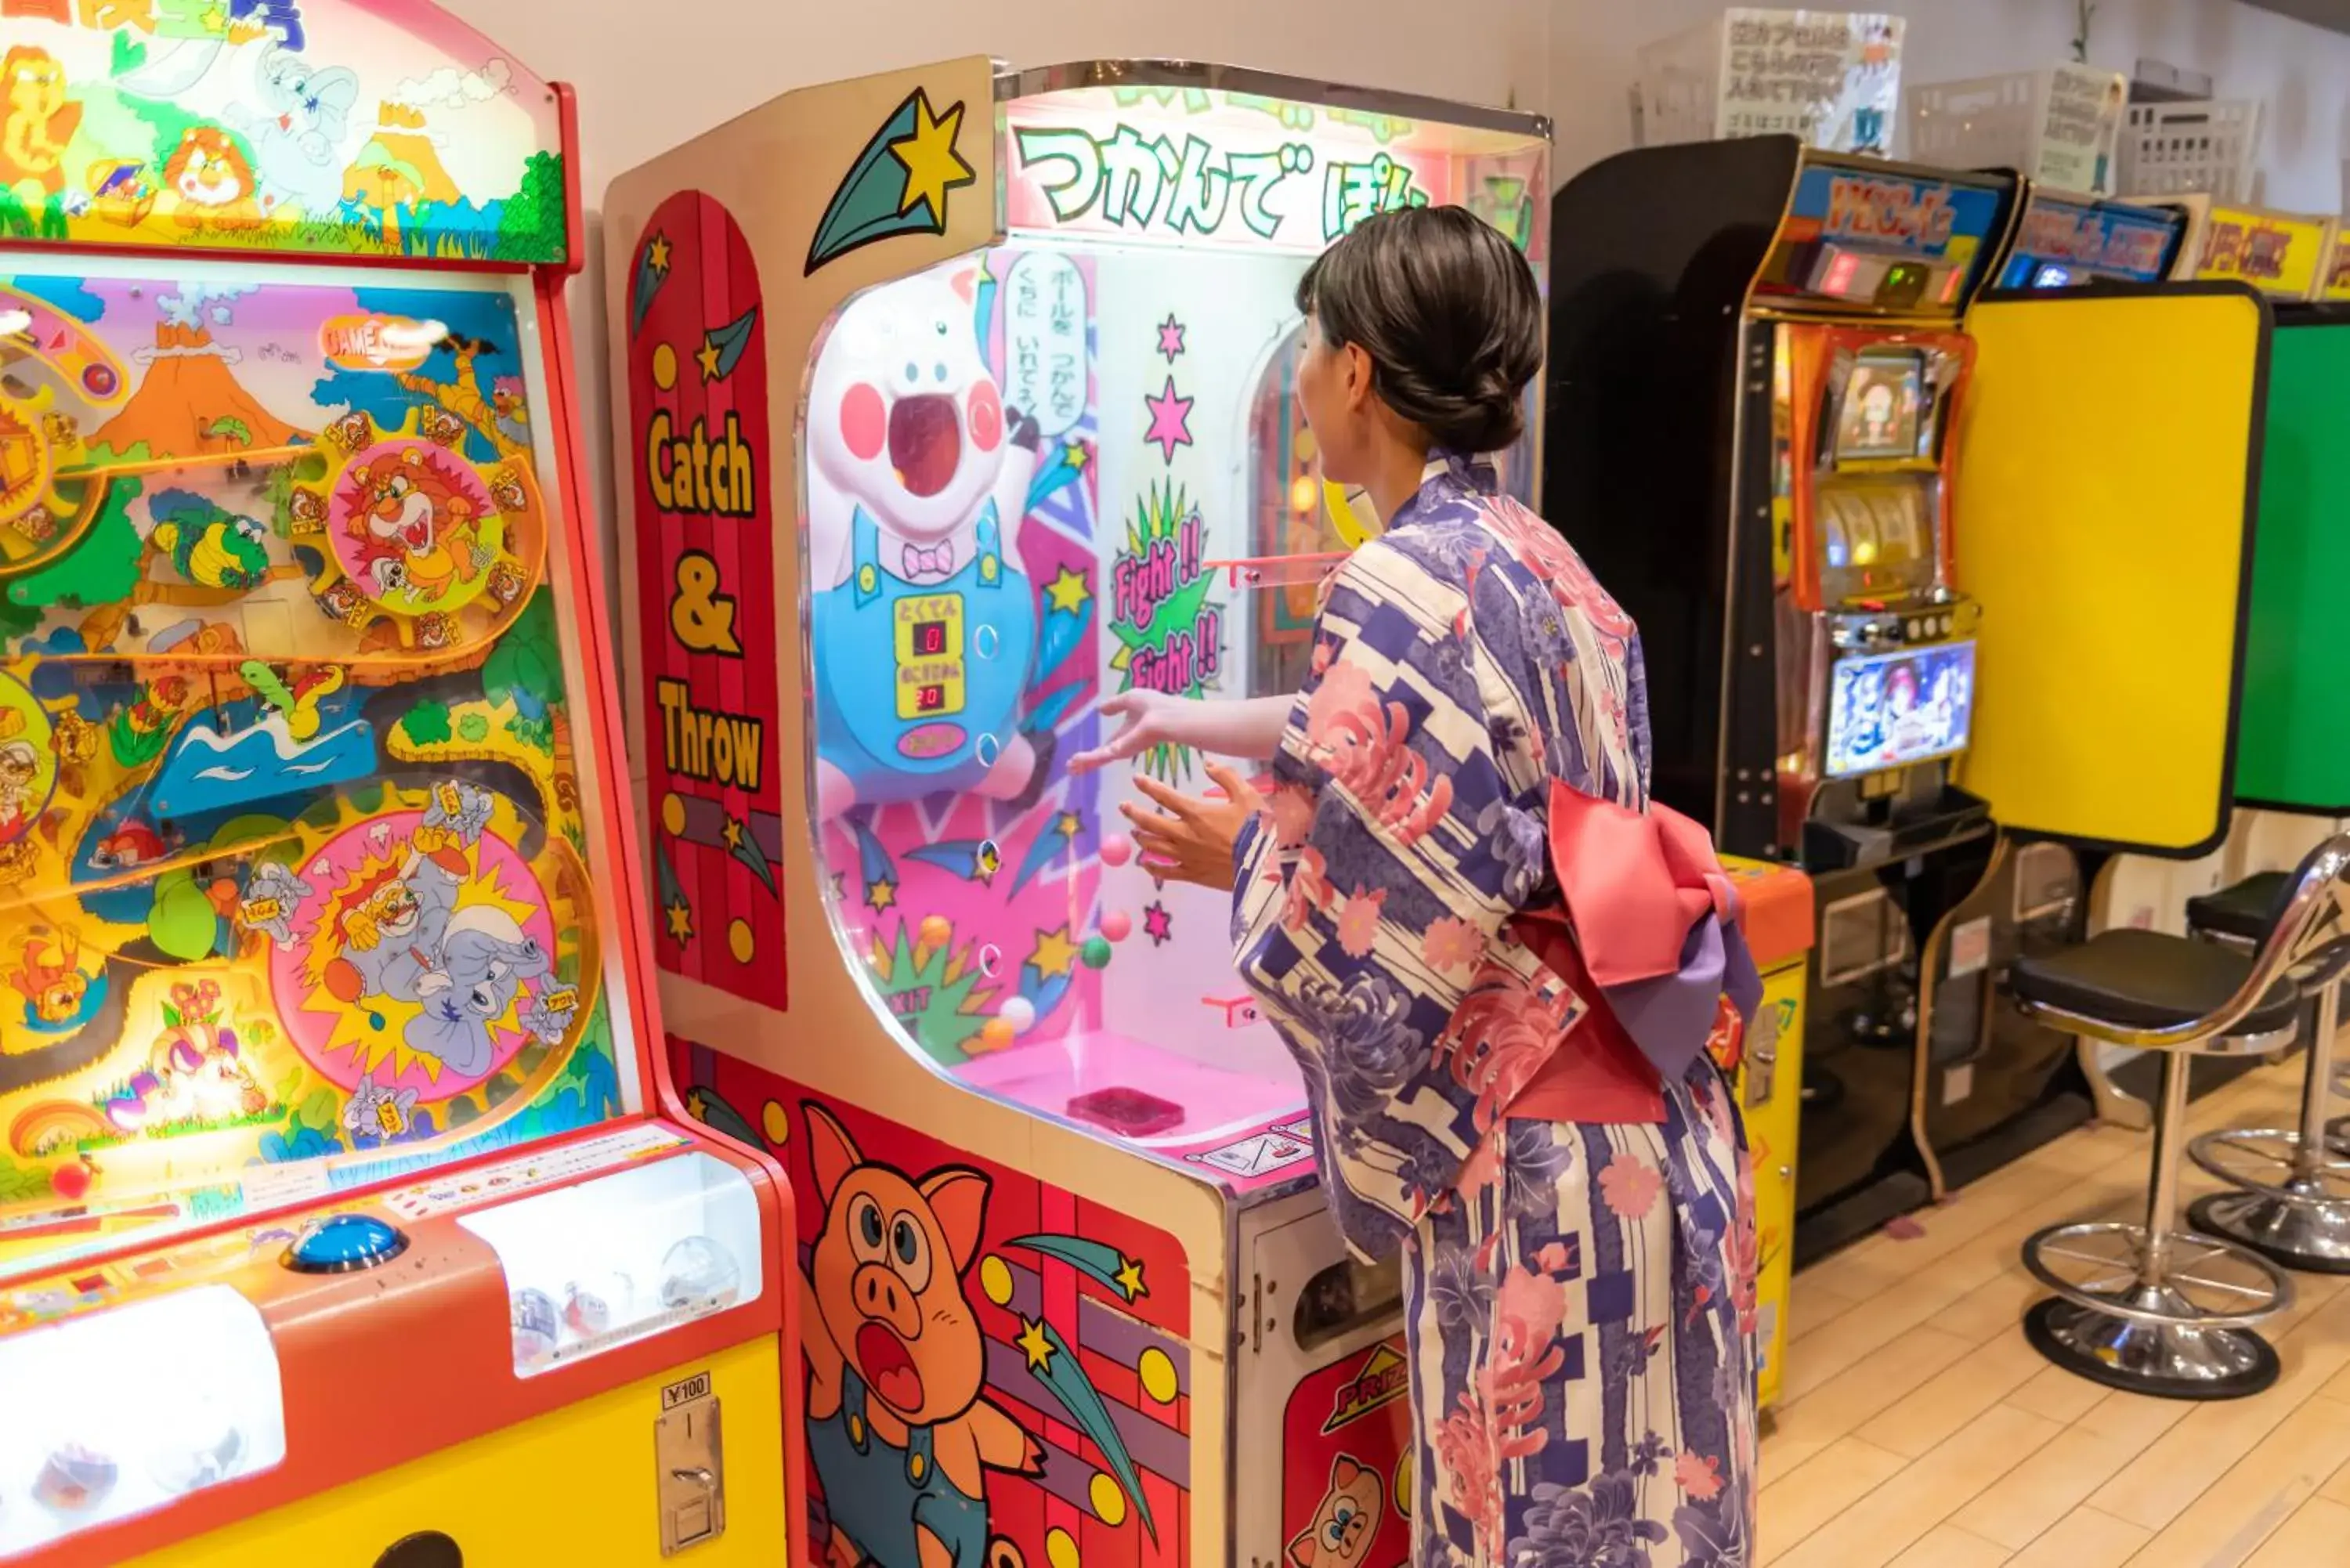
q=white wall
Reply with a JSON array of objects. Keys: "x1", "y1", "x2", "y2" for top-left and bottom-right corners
[
  {"x1": 432, "y1": 0, "x2": 2350, "y2": 601},
  {"x1": 1548, "y1": 0, "x2": 2350, "y2": 211},
  {"x1": 437, "y1": 0, "x2": 2350, "y2": 215},
  {"x1": 444, "y1": 0, "x2": 1547, "y2": 201}
]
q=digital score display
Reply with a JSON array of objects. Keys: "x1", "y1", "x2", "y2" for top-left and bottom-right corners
[{"x1": 895, "y1": 594, "x2": 968, "y2": 721}]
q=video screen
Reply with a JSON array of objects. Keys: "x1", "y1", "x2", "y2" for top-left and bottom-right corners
[
  {"x1": 1825, "y1": 641, "x2": 1977, "y2": 778},
  {"x1": 1835, "y1": 353, "x2": 1925, "y2": 461}
]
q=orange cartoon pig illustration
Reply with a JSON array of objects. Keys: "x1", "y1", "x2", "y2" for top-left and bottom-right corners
[
  {"x1": 801, "y1": 1102, "x2": 1041, "y2": 1568},
  {"x1": 1289, "y1": 1454, "x2": 1383, "y2": 1568}
]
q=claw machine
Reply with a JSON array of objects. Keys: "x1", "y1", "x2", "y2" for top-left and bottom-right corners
[
  {"x1": 0, "y1": 4, "x2": 794, "y2": 1563},
  {"x1": 606, "y1": 57, "x2": 1552, "y2": 1566}
]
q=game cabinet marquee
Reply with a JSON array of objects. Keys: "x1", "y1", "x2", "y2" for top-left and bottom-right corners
[
  {"x1": 992, "y1": 63, "x2": 1549, "y2": 258},
  {"x1": 0, "y1": 0, "x2": 569, "y2": 264}
]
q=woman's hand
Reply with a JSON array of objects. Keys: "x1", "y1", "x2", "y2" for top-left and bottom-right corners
[
  {"x1": 1069, "y1": 693, "x2": 1296, "y2": 775},
  {"x1": 1121, "y1": 762, "x2": 1260, "y2": 890},
  {"x1": 1068, "y1": 690, "x2": 1183, "y2": 774}
]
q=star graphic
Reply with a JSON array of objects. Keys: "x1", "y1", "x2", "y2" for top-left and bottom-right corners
[
  {"x1": 1113, "y1": 1255, "x2": 1148, "y2": 1301},
  {"x1": 1143, "y1": 901, "x2": 1173, "y2": 946},
  {"x1": 1031, "y1": 924, "x2": 1078, "y2": 980},
  {"x1": 1016, "y1": 1317, "x2": 1055, "y2": 1373},
  {"x1": 696, "y1": 334, "x2": 724, "y2": 381},
  {"x1": 973, "y1": 841, "x2": 1000, "y2": 884},
  {"x1": 1054, "y1": 811, "x2": 1082, "y2": 841},
  {"x1": 721, "y1": 818, "x2": 747, "y2": 852},
  {"x1": 1156, "y1": 313, "x2": 1187, "y2": 362},
  {"x1": 1142, "y1": 377, "x2": 1195, "y2": 464},
  {"x1": 646, "y1": 233, "x2": 673, "y2": 276},
  {"x1": 663, "y1": 898, "x2": 695, "y2": 944},
  {"x1": 866, "y1": 877, "x2": 898, "y2": 913},
  {"x1": 888, "y1": 92, "x2": 976, "y2": 223},
  {"x1": 1045, "y1": 565, "x2": 1091, "y2": 615},
  {"x1": 1062, "y1": 439, "x2": 1090, "y2": 471}
]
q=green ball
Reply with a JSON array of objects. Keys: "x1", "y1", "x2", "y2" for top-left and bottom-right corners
[{"x1": 1080, "y1": 935, "x2": 1114, "y2": 970}]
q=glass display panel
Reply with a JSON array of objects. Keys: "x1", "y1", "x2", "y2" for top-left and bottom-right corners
[
  {"x1": 458, "y1": 1151, "x2": 763, "y2": 1375},
  {"x1": 802, "y1": 234, "x2": 1539, "y2": 1154},
  {"x1": 0, "y1": 254, "x2": 638, "y2": 1280},
  {"x1": 0, "y1": 1284, "x2": 285, "y2": 1556}
]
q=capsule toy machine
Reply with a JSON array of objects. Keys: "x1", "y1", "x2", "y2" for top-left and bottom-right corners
[
  {"x1": 1716, "y1": 857, "x2": 1812, "y2": 1411},
  {"x1": 0, "y1": 5, "x2": 796, "y2": 1563},
  {"x1": 606, "y1": 56, "x2": 1549, "y2": 1567},
  {"x1": 1548, "y1": 138, "x2": 2015, "y2": 1259}
]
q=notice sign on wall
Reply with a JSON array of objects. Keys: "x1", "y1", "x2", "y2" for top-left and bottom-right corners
[{"x1": 1717, "y1": 9, "x2": 1905, "y2": 152}]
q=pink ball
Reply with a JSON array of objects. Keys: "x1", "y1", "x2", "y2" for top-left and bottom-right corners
[
  {"x1": 1101, "y1": 910, "x2": 1133, "y2": 943},
  {"x1": 1101, "y1": 834, "x2": 1134, "y2": 868}
]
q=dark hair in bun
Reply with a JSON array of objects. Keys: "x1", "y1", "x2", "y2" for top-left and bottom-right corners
[{"x1": 1294, "y1": 205, "x2": 1542, "y2": 454}]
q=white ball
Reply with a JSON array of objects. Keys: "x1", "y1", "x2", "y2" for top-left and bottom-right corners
[{"x1": 998, "y1": 997, "x2": 1037, "y2": 1035}]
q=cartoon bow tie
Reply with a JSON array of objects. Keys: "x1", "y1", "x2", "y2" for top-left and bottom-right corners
[{"x1": 902, "y1": 541, "x2": 955, "y2": 580}]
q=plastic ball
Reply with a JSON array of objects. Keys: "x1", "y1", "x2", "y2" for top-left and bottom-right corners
[
  {"x1": 49, "y1": 1160, "x2": 91, "y2": 1201},
  {"x1": 510, "y1": 1287, "x2": 560, "y2": 1364},
  {"x1": 998, "y1": 997, "x2": 1037, "y2": 1035},
  {"x1": 146, "y1": 1400, "x2": 246, "y2": 1494},
  {"x1": 976, "y1": 1018, "x2": 1016, "y2": 1053},
  {"x1": 918, "y1": 915, "x2": 953, "y2": 947},
  {"x1": 34, "y1": 1443, "x2": 118, "y2": 1513},
  {"x1": 1081, "y1": 936, "x2": 1114, "y2": 970},
  {"x1": 564, "y1": 1272, "x2": 634, "y2": 1337},
  {"x1": 1101, "y1": 834, "x2": 1134, "y2": 868},
  {"x1": 660, "y1": 1236, "x2": 742, "y2": 1310},
  {"x1": 1100, "y1": 910, "x2": 1133, "y2": 943}
]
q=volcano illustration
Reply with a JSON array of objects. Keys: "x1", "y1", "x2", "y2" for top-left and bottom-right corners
[
  {"x1": 91, "y1": 324, "x2": 306, "y2": 462},
  {"x1": 344, "y1": 103, "x2": 463, "y2": 212}
]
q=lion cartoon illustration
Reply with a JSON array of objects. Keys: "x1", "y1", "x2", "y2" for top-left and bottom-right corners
[
  {"x1": 164, "y1": 128, "x2": 265, "y2": 232},
  {"x1": 0, "y1": 48, "x2": 81, "y2": 201}
]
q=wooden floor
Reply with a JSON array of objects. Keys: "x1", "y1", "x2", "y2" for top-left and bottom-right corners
[{"x1": 1759, "y1": 1056, "x2": 2350, "y2": 1568}]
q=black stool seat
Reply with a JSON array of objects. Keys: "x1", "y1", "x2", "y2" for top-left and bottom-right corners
[
  {"x1": 2011, "y1": 928, "x2": 2300, "y2": 1035},
  {"x1": 2186, "y1": 873, "x2": 2291, "y2": 945}
]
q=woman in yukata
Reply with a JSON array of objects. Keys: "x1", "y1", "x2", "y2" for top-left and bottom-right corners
[{"x1": 1070, "y1": 207, "x2": 1762, "y2": 1567}]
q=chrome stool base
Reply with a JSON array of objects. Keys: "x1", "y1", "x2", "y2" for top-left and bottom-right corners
[
  {"x1": 2023, "y1": 1296, "x2": 2280, "y2": 1400},
  {"x1": 2020, "y1": 1219, "x2": 2289, "y2": 1400},
  {"x1": 2189, "y1": 1188, "x2": 2350, "y2": 1274}
]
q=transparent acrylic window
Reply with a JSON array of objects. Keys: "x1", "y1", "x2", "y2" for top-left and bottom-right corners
[
  {"x1": 0, "y1": 1285, "x2": 286, "y2": 1557},
  {"x1": 457, "y1": 1151, "x2": 763, "y2": 1375}
]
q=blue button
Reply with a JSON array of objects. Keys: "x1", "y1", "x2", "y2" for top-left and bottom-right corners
[{"x1": 284, "y1": 1214, "x2": 408, "y2": 1274}]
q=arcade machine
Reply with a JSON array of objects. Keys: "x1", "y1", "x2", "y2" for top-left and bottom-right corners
[
  {"x1": 2192, "y1": 276, "x2": 2350, "y2": 1270},
  {"x1": 606, "y1": 59, "x2": 1552, "y2": 1563},
  {"x1": 1548, "y1": 138, "x2": 2015, "y2": 1258},
  {"x1": 1896, "y1": 185, "x2": 2191, "y2": 1190},
  {"x1": 1549, "y1": 140, "x2": 2273, "y2": 1263},
  {"x1": 0, "y1": 5, "x2": 794, "y2": 1563},
  {"x1": 2070, "y1": 196, "x2": 2340, "y2": 1129}
]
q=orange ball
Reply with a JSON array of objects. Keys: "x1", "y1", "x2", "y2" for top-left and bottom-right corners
[
  {"x1": 977, "y1": 1018, "x2": 1016, "y2": 1053},
  {"x1": 918, "y1": 916, "x2": 953, "y2": 947}
]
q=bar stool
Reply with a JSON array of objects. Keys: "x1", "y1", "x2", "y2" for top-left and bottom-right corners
[
  {"x1": 2185, "y1": 872, "x2": 2350, "y2": 1272},
  {"x1": 2009, "y1": 836, "x2": 2350, "y2": 1398}
]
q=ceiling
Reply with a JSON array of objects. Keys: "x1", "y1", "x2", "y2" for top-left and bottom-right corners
[{"x1": 2240, "y1": 0, "x2": 2350, "y2": 35}]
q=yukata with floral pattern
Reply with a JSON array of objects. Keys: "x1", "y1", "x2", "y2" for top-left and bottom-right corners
[{"x1": 1232, "y1": 453, "x2": 1759, "y2": 1568}]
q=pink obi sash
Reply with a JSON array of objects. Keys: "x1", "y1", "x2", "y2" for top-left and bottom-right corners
[{"x1": 1495, "y1": 782, "x2": 1762, "y2": 1127}]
